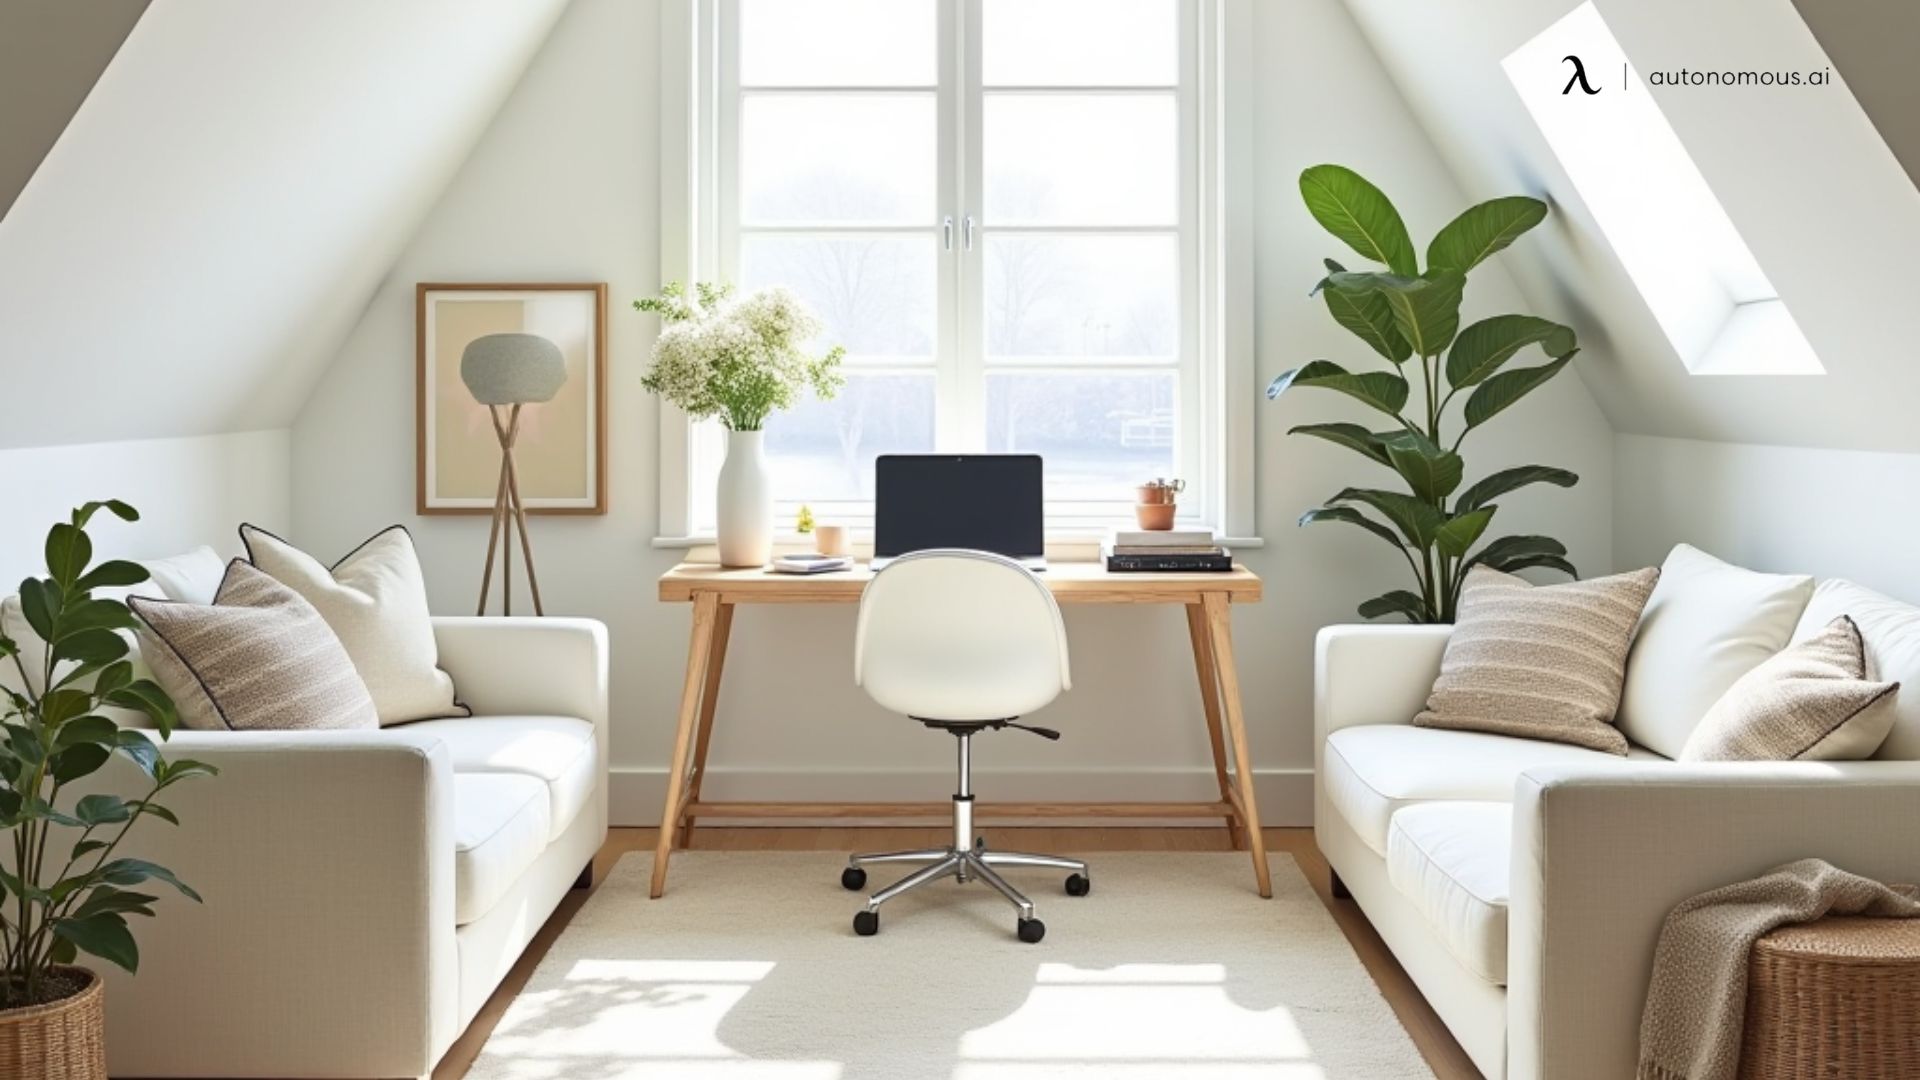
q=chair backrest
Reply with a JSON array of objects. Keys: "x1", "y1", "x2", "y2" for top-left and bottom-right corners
[{"x1": 854, "y1": 549, "x2": 1070, "y2": 722}]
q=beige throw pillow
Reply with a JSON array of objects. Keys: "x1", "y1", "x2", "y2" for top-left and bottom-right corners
[
  {"x1": 1680, "y1": 616, "x2": 1899, "y2": 762},
  {"x1": 241, "y1": 524, "x2": 465, "y2": 726},
  {"x1": 131, "y1": 561, "x2": 378, "y2": 732},
  {"x1": 1415, "y1": 565, "x2": 1661, "y2": 754}
]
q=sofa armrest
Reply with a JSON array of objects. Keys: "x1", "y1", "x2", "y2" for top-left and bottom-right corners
[
  {"x1": 88, "y1": 729, "x2": 458, "y2": 1077},
  {"x1": 433, "y1": 616, "x2": 610, "y2": 737},
  {"x1": 1313, "y1": 624, "x2": 1451, "y2": 745},
  {"x1": 1507, "y1": 761, "x2": 1920, "y2": 1080}
]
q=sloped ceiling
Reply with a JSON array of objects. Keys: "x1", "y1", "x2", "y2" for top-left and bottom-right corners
[
  {"x1": 0, "y1": 0, "x2": 149, "y2": 221},
  {"x1": 1340, "y1": 0, "x2": 1920, "y2": 454},
  {"x1": 0, "y1": 0, "x2": 568, "y2": 450},
  {"x1": 1792, "y1": 0, "x2": 1920, "y2": 188}
]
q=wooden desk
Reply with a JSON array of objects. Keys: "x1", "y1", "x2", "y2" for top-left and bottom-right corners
[{"x1": 651, "y1": 562, "x2": 1271, "y2": 899}]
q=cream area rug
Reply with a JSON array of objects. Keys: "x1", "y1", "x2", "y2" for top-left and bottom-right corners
[{"x1": 466, "y1": 851, "x2": 1431, "y2": 1079}]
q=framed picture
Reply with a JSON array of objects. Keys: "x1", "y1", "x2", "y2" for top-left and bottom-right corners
[{"x1": 416, "y1": 283, "x2": 608, "y2": 515}]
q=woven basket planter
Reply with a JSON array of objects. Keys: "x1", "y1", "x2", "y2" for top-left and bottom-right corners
[
  {"x1": 1741, "y1": 916, "x2": 1920, "y2": 1079},
  {"x1": 0, "y1": 966, "x2": 106, "y2": 1080}
]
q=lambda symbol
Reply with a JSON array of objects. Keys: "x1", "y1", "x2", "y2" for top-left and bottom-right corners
[{"x1": 1562, "y1": 55, "x2": 1600, "y2": 95}]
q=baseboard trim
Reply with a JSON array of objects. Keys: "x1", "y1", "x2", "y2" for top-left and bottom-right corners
[{"x1": 609, "y1": 766, "x2": 1314, "y2": 827}]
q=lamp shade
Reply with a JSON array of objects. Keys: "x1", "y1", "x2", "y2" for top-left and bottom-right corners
[{"x1": 460, "y1": 333, "x2": 567, "y2": 405}]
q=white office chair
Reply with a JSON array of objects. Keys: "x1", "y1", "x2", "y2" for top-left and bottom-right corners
[{"x1": 843, "y1": 549, "x2": 1089, "y2": 943}]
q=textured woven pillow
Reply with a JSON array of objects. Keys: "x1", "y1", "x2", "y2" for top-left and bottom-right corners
[
  {"x1": 1680, "y1": 616, "x2": 1899, "y2": 762},
  {"x1": 241, "y1": 524, "x2": 465, "y2": 726},
  {"x1": 1415, "y1": 564, "x2": 1661, "y2": 754},
  {"x1": 130, "y1": 561, "x2": 378, "y2": 732}
]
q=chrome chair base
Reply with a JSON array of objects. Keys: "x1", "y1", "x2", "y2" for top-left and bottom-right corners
[{"x1": 843, "y1": 729, "x2": 1090, "y2": 943}]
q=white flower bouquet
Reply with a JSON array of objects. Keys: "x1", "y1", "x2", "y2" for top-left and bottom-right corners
[{"x1": 636, "y1": 281, "x2": 845, "y2": 431}]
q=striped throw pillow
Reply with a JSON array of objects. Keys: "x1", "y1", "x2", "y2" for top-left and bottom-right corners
[
  {"x1": 130, "y1": 561, "x2": 379, "y2": 732},
  {"x1": 1415, "y1": 564, "x2": 1661, "y2": 754}
]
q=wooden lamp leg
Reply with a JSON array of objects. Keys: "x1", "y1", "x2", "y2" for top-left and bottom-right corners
[
  {"x1": 476, "y1": 435, "x2": 510, "y2": 616},
  {"x1": 501, "y1": 404, "x2": 545, "y2": 616}
]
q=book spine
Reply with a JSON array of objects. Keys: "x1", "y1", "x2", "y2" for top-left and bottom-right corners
[{"x1": 1104, "y1": 553, "x2": 1233, "y2": 572}]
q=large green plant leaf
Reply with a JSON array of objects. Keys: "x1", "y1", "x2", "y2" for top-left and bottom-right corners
[
  {"x1": 53, "y1": 598, "x2": 139, "y2": 643},
  {"x1": 1358, "y1": 590, "x2": 1432, "y2": 622},
  {"x1": 1318, "y1": 260, "x2": 1411, "y2": 363},
  {"x1": 1496, "y1": 553, "x2": 1579, "y2": 577},
  {"x1": 1466, "y1": 534, "x2": 1569, "y2": 570},
  {"x1": 1299, "y1": 165, "x2": 1417, "y2": 275},
  {"x1": 1299, "y1": 506, "x2": 1406, "y2": 553},
  {"x1": 96, "y1": 857, "x2": 200, "y2": 902},
  {"x1": 18, "y1": 578, "x2": 57, "y2": 641},
  {"x1": 50, "y1": 743, "x2": 110, "y2": 785},
  {"x1": 1331, "y1": 271, "x2": 1466, "y2": 359},
  {"x1": 1289, "y1": 423, "x2": 1391, "y2": 466},
  {"x1": 1435, "y1": 507, "x2": 1497, "y2": 558},
  {"x1": 1266, "y1": 360, "x2": 1409, "y2": 420},
  {"x1": 45, "y1": 523, "x2": 93, "y2": 589},
  {"x1": 1427, "y1": 196, "x2": 1547, "y2": 272},
  {"x1": 1464, "y1": 352, "x2": 1575, "y2": 432},
  {"x1": 1330, "y1": 488, "x2": 1447, "y2": 548},
  {"x1": 74, "y1": 560, "x2": 148, "y2": 594},
  {"x1": 54, "y1": 913, "x2": 139, "y2": 974},
  {"x1": 1455, "y1": 466, "x2": 1579, "y2": 514},
  {"x1": 1445, "y1": 316, "x2": 1576, "y2": 388},
  {"x1": 1382, "y1": 430, "x2": 1463, "y2": 501}
]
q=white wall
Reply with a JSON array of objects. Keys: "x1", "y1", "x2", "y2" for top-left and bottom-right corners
[
  {"x1": 1615, "y1": 434, "x2": 1920, "y2": 602},
  {"x1": 291, "y1": 0, "x2": 1614, "y2": 825},
  {"x1": 0, "y1": 430, "x2": 289, "y2": 587}
]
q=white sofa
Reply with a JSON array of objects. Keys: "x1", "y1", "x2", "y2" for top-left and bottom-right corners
[
  {"x1": 64, "y1": 615, "x2": 610, "y2": 1078},
  {"x1": 1315, "y1": 572, "x2": 1920, "y2": 1080}
]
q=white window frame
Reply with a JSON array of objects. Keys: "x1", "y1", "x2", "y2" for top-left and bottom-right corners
[{"x1": 656, "y1": 0, "x2": 1256, "y2": 545}]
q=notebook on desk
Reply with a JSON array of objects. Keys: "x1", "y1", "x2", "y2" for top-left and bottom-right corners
[{"x1": 871, "y1": 454, "x2": 1047, "y2": 571}]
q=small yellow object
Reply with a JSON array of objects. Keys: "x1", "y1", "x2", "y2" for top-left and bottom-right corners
[{"x1": 795, "y1": 505, "x2": 815, "y2": 534}]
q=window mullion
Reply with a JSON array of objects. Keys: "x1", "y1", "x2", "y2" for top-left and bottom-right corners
[{"x1": 953, "y1": 0, "x2": 986, "y2": 452}]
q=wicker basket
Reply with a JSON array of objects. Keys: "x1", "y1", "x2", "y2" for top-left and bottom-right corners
[
  {"x1": 1741, "y1": 916, "x2": 1920, "y2": 1079},
  {"x1": 0, "y1": 965, "x2": 107, "y2": 1079}
]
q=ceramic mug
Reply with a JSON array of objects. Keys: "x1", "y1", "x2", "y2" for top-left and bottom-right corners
[{"x1": 814, "y1": 523, "x2": 851, "y2": 557}]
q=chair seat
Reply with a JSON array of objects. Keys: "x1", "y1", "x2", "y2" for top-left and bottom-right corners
[
  {"x1": 406, "y1": 715, "x2": 597, "y2": 842},
  {"x1": 1323, "y1": 724, "x2": 1653, "y2": 855},
  {"x1": 453, "y1": 773, "x2": 550, "y2": 926},
  {"x1": 1387, "y1": 801, "x2": 1512, "y2": 985}
]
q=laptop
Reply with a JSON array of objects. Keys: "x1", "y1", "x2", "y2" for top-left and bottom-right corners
[{"x1": 871, "y1": 454, "x2": 1046, "y2": 571}]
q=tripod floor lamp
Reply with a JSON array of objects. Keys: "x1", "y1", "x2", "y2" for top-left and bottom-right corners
[{"x1": 461, "y1": 332, "x2": 567, "y2": 616}]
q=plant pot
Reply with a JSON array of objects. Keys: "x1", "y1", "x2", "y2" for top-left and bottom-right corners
[
  {"x1": 1136, "y1": 483, "x2": 1176, "y2": 505},
  {"x1": 0, "y1": 966, "x2": 106, "y2": 1079},
  {"x1": 1134, "y1": 502, "x2": 1177, "y2": 530},
  {"x1": 716, "y1": 429, "x2": 774, "y2": 567}
]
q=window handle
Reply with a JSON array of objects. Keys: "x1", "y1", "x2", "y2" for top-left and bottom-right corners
[
  {"x1": 943, "y1": 215, "x2": 954, "y2": 252},
  {"x1": 964, "y1": 214, "x2": 976, "y2": 252}
]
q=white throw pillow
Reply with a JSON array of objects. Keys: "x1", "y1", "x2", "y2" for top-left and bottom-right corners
[
  {"x1": 1617, "y1": 544, "x2": 1814, "y2": 758},
  {"x1": 241, "y1": 524, "x2": 466, "y2": 726},
  {"x1": 1792, "y1": 579, "x2": 1920, "y2": 760},
  {"x1": 140, "y1": 545, "x2": 228, "y2": 604}
]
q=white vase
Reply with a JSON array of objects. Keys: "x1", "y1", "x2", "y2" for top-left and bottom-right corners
[{"x1": 716, "y1": 429, "x2": 774, "y2": 567}]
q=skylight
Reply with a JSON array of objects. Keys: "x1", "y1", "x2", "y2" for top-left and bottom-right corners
[{"x1": 1503, "y1": 2, "x2": 1821, "y2": 375}]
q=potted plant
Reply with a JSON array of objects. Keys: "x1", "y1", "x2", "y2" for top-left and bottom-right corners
[
  {"x1": 637, "y1": 282, "x2": 845, "y2": 567},
  {"x1": 0, "y1": 502, "x2": 214, "y2": 1078},
  {"x1": 1134, "y1": 478, "x2": 1185, "y2": 530},
  {"x1": 1269, "y1": 165, "x2": 1582, "y2": 623}
]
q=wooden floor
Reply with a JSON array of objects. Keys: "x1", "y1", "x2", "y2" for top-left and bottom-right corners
[{"x1": 434, "y1": 826, "x2": 1481, "y2": 1080}]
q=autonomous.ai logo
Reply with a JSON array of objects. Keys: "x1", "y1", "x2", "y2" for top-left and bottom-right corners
[{"x1": 1561, "y1": 55, "x2": 1600, "y2": 94}]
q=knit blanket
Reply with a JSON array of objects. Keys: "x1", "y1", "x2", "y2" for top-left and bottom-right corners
[{"x1": 1638, "y1": 858, "x2": 1920, "y2": 1080}]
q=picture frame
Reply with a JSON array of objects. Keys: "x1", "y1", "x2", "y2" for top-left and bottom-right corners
[{"x1": 416, "y1": 282, "x2": 608, "y2": 515}]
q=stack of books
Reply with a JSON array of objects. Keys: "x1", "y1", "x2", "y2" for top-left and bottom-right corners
[{"x1": 1103, "y1": 529, "x2": 1233, "y2": 572}]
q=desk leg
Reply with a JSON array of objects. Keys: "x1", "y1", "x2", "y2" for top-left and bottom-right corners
[
  {"x1": 1185, "y1": 603, "x2": 1243, "y2": 849},
  {"x1": 651, "y1": 591, "x2": 720, "y2": 899},
  {"x1": 1203, "y1": 591, "x2": 1272, "y2": 898},
  {"x1": 680, "y1": 601, "x2": 734, "y2": 849}
]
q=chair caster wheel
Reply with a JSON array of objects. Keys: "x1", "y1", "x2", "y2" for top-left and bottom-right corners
[
  {"x1": 1017, "y1": 917, "x2": 1046, "y2": 944},
  {"x1": 841, "y1": 866, "x2": 867, "y2": 891},
  {"x1": 1065, "y1": 873, "x2": 1090, "y2": 897},
  {"x1": 853, "y1": 910, "x2": 879, "y2": 936}
]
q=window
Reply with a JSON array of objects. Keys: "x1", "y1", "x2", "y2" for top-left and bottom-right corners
[
  {"x1": 662, "y1": 0, "x2": 1246, "y2": 538},
  {"x1": 1504, "y1": 2, "x2": 1821, "y2": 376}
]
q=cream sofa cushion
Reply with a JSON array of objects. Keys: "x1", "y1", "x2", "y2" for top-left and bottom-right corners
[
  {"x1": 1619, "y1": 544, "x2": 1813, "y2": 758},
  {"x1": 406, "y1": 715, "x2": 597, "y2": 842},
  {"x1": 1792, "y1": 580, "x2": 1920, "y2": 760},
  {"x1": 141, "y1": 545, "x2": 228, "y2": 604},
  {"x1": 132, "y1": 562, "x2": 379, "y2": 731},
  {"x1": 452, "y1": 772, "x2": 551, "y2": 926},
  {"x1": 1682, "y1": 616, "x2": 1898, "y2": 762},
  {"x1": 1323, "y1": 724, "x2": 1650, "y2": 855},
  {"x1": 1388, "y1": 801, "x2": 1512, "y2": 986},
  {"x1": 242, "y1": 525, "x2": 466, "y2": 726}
]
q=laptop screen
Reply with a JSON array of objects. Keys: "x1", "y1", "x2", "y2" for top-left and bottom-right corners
[{"x1": 874, "y1": 454, "x2": 1044, "y2": 559}]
